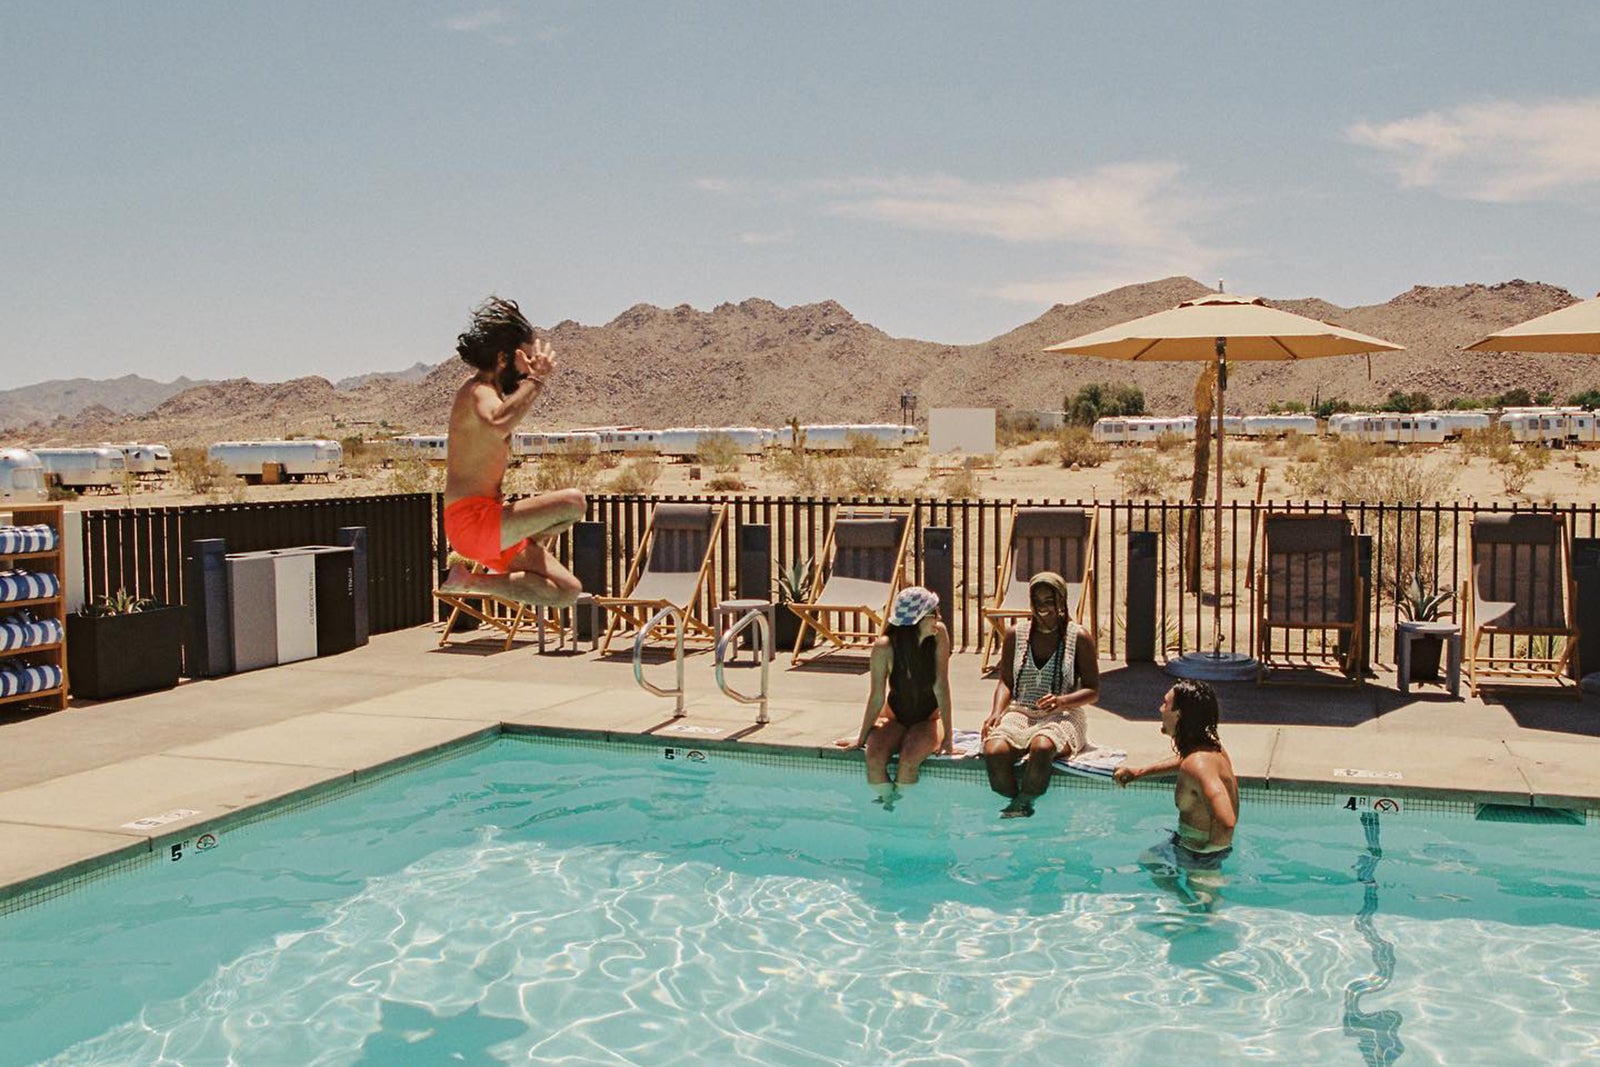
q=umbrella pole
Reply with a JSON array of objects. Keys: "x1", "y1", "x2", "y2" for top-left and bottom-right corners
[{"x1": 1213, "y1": 337, "x2": 1226, "y2": 655}]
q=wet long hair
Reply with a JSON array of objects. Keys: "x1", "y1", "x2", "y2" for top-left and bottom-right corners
[
  {"x1": 886, "y1": 622, "x2": 937, "y2": 690},
  {"x1": 457, "y1": 296, "x2": 533, "y2": 393},
  {"x1": 1170, "y1": 679, "x2": 1221, "y2": 756}
]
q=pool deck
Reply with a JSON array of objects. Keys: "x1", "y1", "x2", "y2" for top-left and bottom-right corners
[{"x1": 0, "y1": 623, "x2": 1595, "y2": 905}]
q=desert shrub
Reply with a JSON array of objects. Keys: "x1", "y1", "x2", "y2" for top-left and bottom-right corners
[
  {"x1": 941, "y1": 466, "x2": 980, "y2": 499},
  {"x1": 1117, "y1": 452, "x2": 1177, "y2": 498},
  {"x1": 1065, "y1": 382, "x2": 1145, "y2": 426},
  {"x1": 1312, "y1": 397, "x2": 1353, "y2": 419},
  {"x1": 1290, "y1": 436, "x2": 1322, "y2": 464},
  {"x1": 1225, "y1": 447, "x2": 1260, "y2": 489},
  {"x1": 1152, "y1": 431, "x2": 1188, "y2": 454},
  {"x1": 1266, "y1": 400, "x2": 1309, "y2": 414},
  {"x1": 1568, "y1": 388, "x2": 1600, "y2": 409},
  {"x1": 1057, "y1": 426, "x2": 1110, "y2": 468},
  {"x1": 1284, "y1": 438, "x2": 1384, "y2": 498},
  {"x1": 340, "y1": 436, "x2": 372, "y2": 467},
  {"x1": 531, "y1": 440, "x2": 599, "y2": 493},
  {"x1": 1496, "y1": 445, "x2": 1548, "y2": 495},
  {"x1": 1378, "y1": 389, "x2": 1432, "y2": 413},
  {"x1": 897, "y1": 443, "x2": 927, "y2": 469},
  {"x1": 696, "y1": 432, "x2": 743, "y2": 473},
  {"x1": 706, "y1": 474, "x2": 748, "y2": 492},
  {"x1": 998, "y1": 412, "x2": 1057, "y2": 449},
  {"x1": 842, "y1": 455, "x2": 892, "y2": 496},
  {"x1": 174, "y1": 447, "x2": 231, "y2": 495},
  {"x1": 386, "y1": 456, "x2": 443, "y2": 495},
  {"x1": 609, "y1": 457, "x2": 662, "y2": 495},
  {"x1": 1024, "y1": 441, "x2": 1057, "y2": 466},
  {"x1": 1460, "y1": 425, "x2": 1513, "y2": 461},
  {"x1": 769, "y1": 449, "x2": 841, "y2": 496}
]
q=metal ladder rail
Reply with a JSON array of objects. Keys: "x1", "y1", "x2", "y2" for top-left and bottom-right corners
[
  {"x1": 714, "y1": 607, "x2": 772, "y2": 724},
  {"x1": 633, "y1": 605, "x2": 688, "y2": 717}
]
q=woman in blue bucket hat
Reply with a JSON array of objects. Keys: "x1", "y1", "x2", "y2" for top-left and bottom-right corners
[
  {"x1": 849, "y1": 585, "x2": 953, "y2": 808},
  {"x1": 982, "y1": 571, "x2": 1099, "y2": 818}
]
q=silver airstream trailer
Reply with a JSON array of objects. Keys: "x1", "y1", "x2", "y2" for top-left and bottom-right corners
[
  {"x1": 31, "y1": 446, "x2": 128, "y2": 490},
  {"x1": 105, "y1": 442, "x2": 173, "y2": 476},
  {"x1": 0, "y1": 448, "x2": 48, "y2": 503},
  {"x1": 207, "y1": 439, "x2": 343, "y2": 482}
]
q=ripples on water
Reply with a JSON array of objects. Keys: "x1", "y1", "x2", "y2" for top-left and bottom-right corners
[{"x1": 6, "y1": 742, "x2": 1600, "y2": 1066}]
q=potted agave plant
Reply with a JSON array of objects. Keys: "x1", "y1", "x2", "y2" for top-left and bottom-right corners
[
  {"x1": 67, "y1": 588, "x2": 185, "y2": 700},
  {"x1": 773, "y1": 555, "x2": 815, "y2": 652},
  {"x1": 1395, "y1": 575, "x2": 1455, "y2": 682}
]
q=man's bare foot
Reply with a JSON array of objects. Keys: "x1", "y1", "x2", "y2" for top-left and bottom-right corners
[{"x1": 438, "y1": 562, "x2": 478, "y2": 595}]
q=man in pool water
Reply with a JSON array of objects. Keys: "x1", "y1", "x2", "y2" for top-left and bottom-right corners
[
  {"x1": 438, "y1": 296, "x2": 585, "y2": 609},
  {"x1": 1112, "y1": 679, "x2": 1238, "y2": 865}
]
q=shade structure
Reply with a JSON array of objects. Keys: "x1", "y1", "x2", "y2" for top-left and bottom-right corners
[
  {"x1": 1464, "y1": 294, "x2": 1600, "y2": 354},
  {"x1": 1046, "y1": 292, "x2": 1404, "y2": 673}
]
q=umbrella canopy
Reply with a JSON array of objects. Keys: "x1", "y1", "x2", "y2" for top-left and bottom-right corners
[
  {"x1": 1464, "y1": 294, "x2": 1600, "y2": 354},
  {"x1": 1045, "y1": 291, "x2": 1404, "y2": 674},
  {"x1": 1043, "y1": 292, "x2": 1404, "y2": 360}
]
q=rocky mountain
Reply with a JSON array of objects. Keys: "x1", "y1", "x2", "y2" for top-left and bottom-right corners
[
  {"x1": 0, "y1": 375, "x2": 212, "y2": 432},
  {"x1": 4, "y1": 278, "x2": 1592, "y2": 448},
  {"x1": 333, "y1": 362, "x2": 434, "y2": 391}
]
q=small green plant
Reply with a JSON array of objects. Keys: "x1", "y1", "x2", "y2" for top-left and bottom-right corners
[
  {"x1": 776, "y1": 556, "x2": 813, "y2": 603},
  {"x1": 1396, "y1": 575, "x2": 1454, "y2": 622},
  {"x1": 1057, "y1": 426, "x2": 1110, "y2": 468},
  {"x1": 84, "y1": 588, "x2": 154, "y2": 617},
  {"x1": 609, "y1": 457, "x2": 663, "y2": 494},
  {"x1": 696, "y1": 432, "x2": 744, "y2": 473}
]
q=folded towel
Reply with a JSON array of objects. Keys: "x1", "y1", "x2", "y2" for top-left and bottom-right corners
[
  {"x1": 0, "y1": 610, "x2": 63, "y2": 651},
  {"x1": 0, "y1": 661, "x2": 63, "y2": 698},
  {"x1": 1054, "y1": 744, "x2": 1127, "y2": 779},
  {"x1": 0, "y1": 525, "x2": 57, "y2": 555},
  {"x1": 0, "y1": 570, "x2": 58, "y2": 603}
]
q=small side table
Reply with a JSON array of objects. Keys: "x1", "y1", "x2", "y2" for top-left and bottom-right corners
[
  {"x1": 714, "y1": 599, "x2": 777, "y2": 663},
  {"x1": 1397, "y1": 620, "x2": 1462, "y2": 698}
]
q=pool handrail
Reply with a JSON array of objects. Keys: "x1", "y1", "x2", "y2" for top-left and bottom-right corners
[
  {"x1": 633, "y1": 604, "x2": 687, "y2": 717},
  {"x1": 714, "y1": 607, "x2": 771, "y2": 724}
]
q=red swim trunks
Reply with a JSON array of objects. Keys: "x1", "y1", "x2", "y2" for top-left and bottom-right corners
[{"x1": 443, "y1": 496, "x2": 529, "y2": 574}]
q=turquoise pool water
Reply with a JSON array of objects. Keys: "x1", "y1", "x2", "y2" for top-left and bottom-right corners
[{"x1": 2, "y1": 737, "x2": 1598, "y2": 1065}]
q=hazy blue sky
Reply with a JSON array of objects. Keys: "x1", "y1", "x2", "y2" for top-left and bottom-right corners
[{"x1": 3, "y1": 2, "x2": 1597, "y2": 385}]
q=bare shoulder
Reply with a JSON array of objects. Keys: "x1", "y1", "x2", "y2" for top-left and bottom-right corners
[{"x1": 1181, "y1": 748, "x2": 1235, "y2": 779}]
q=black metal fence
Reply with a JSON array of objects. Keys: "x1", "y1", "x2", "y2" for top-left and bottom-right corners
[
  {"x1": 81, "y1": 494, "x2": 435, "y2": 635},
  {"x1": 85, "y1": 492, "x2": 1596, "y2": 664}
]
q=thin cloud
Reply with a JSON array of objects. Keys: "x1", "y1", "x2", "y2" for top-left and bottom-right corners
[
  {"x1": 445, "y1": 9, "x2": 511, "y2": 33},
  {"x1": 694, "y1": 177, "x2": 743, "y2": 194},
  {"x1": 1347, "y1": 97, "x2": 1600, "y2": 203},
  {"x1": 737, "y1": 229, "x2": 793, "y2": 245},
  {"x1": 820, "y1": 165, "x2": 1209, "y2": 254}
]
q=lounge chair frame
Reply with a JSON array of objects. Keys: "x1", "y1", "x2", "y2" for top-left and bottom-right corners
[
  {"x1": 788, "y1": 511, "x2": 913, "y2": 665},
  {"x1": 1462, "y1": 512, "x2": 1578, "y2": 696},
  {"x1": 980, "y1": 505, "x2": 1098, "y2": 672},
  {"x1": 1254, "y1": 512, "x2": 1364, "y2": 686},
  {"x1": 434, "y1": 561, "x2": 564, "y2": 652},
  {"x1": 595, "y1": 502, "x2": 728, "y2": 655}
]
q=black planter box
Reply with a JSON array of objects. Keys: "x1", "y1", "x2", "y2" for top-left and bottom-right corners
[
  {"x1": 67, "y1": 605, "x2": 185, "y2": 700},
  {"x1": 773, "y1": 604, "x2": 815, "y2": 653}
]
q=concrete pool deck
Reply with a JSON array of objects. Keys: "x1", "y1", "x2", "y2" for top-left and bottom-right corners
[{"x1": 0, "y1": 623, "x2": 1595, "y2": 904}]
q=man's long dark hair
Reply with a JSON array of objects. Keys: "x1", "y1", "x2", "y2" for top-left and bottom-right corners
[
  {"x1": 1170, "y1": 679, "x2": 1221, "y2": 756},
  {"x1": 457, "y1": 296, "x2": 533, "y2": 394}
]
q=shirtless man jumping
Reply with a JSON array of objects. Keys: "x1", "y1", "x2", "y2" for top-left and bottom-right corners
[
  {"x1": 438, "y1": 296, "x2": 585, "y2": 609},
  {"x1": 1113, "y1": 679, "x2": 1239, "y2": 865}
]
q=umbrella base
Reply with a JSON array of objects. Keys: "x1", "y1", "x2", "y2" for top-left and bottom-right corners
[{"x1": 1164, "y1": 650, "x2": 1260, "y2": 683}]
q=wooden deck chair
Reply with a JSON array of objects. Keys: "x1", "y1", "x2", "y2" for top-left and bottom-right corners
[
  {"x1": 434, "y1": 561, "x2": 563, "y2": 652},
  {"x1": 788, "y1": 513, "x2": 913, "y2": 665},
  {"x1": 980, "y1": 506, "x2": 1098, "y2": 672},
  {"x1": 1254, "y1": 513, "x2": 1364, "y2": 685},
  {"x1": 1462, "y1": 513, "x2": 1578, "y2": 696},
  {"x1": 595, "y1": 502, "x2": 728, "y2": 655}
]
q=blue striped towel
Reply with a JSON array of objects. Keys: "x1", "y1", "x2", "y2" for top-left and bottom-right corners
[
  {"x1": 0, "y1": 525, "x2": 57, "y2": 554},
  {"x1": 0, "y1": 570, "x2": 59, "y2": 603},
  {"x1": 0, "y1": 610, "x2": 63, "y2": 651},
  {"x1": 0, "y1": 661, "x2": 63, "y2": 697}
]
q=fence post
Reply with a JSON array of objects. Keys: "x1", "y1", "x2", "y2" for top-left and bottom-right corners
[
  {"x1": 572, "y1": 520, "x2": 607, "y2": 642},
  {"x1": 923, "y1": 526, "x2": 953, "y2": 629},
  {"x1": 185, "y1": 537, "x2": 233, "y2": 678},
  {"x1": 1125, "y1": 530, "x2": 1158, "y2": 662},
  {"x1": 1355, "y1": 534, "x2": 1373, "y2": 676},
  {"x1": 1574, "y1": 537, "x2": 1600, "y2": 681}
]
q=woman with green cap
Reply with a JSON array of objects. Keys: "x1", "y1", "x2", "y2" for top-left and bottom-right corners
[{"x1": 981, "y1": 570, "x2": 1099, "y2": 818}]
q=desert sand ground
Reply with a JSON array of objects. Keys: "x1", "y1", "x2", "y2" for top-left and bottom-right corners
[{"x1": 51, "y1": 435, "x2": 1598, "y2": 514}]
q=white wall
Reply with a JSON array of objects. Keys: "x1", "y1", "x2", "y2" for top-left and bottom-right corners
[{"x1": 929, "y1": 408, "x2": 997, "y2": 456}]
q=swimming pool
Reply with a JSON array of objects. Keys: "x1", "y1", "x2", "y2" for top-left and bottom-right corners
[{"x1": 2, "y1": 736, "x2": 1597, "y2": 1065}]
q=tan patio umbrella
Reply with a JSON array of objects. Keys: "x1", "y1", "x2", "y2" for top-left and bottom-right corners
[
  {"x1": 1464, "y1": 293, "x2": 1600, "y2": 354},
  {"x1": 1045, "y1": 292, "x2": 1404, "y2": 676}
]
